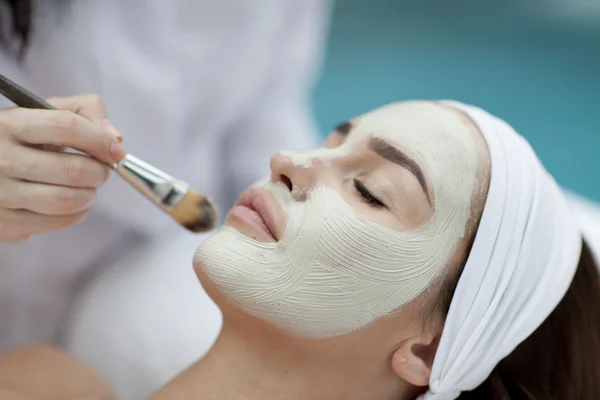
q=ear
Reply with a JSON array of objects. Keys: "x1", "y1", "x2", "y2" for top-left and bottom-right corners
[{"x1": 391, "y1": 334, "x2": 440, "y2": 387}]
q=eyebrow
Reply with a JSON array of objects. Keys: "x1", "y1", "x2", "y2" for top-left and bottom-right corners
[
  {"x1": 368, "y1": 137, "x2": 432, "y2": 205},
  {"x1": 334, "y1": 121, "x2": 352, "y2": 135}
]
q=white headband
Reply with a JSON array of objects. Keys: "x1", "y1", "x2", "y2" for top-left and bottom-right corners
[{"x1": 419, "y1": 101, "x2": 582, "y2": 399}]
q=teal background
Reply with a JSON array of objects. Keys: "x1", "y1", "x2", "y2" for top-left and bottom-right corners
[{"x1": 312, "y1": 1, "x2": 600, "y2": 201}]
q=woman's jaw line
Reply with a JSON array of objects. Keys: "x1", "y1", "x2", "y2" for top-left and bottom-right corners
[{"x1": 184, "y1": 276, "x2": 424, "y2": 400}]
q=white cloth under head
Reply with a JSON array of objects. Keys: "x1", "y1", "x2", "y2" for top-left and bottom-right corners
[{"x1": 420, "y1": 101, "x2": 582, "y2": 399}]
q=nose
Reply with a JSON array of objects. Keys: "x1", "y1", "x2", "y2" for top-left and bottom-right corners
[{"x1": 269, "y1": 151, "x2": 320, "y2": 198}]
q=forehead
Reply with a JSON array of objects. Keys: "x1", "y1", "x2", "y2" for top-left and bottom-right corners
[{"x1": 348, "y1": 101, "x2": 476, "y2": 148}]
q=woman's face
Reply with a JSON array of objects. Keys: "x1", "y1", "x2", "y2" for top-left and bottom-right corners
[
  {"x1": 227, "y1": 118, "x2": 435, "y2": 242},
  {"x1": 195, "y1": 101, "x2": 482, "y2": 338}
]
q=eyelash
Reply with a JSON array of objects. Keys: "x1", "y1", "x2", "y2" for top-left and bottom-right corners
[{"x1": 353, "y1": 179, "x2": 386, "y2": 208}]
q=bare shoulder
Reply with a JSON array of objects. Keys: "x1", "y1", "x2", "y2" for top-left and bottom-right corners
[{"x1": 0, "y1": 345, "x2": 116, "y2": 400}]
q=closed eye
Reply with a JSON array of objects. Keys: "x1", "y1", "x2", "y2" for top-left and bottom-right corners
[{"x1": 354, "y1": 179, "x2": 386, "y2": 208}]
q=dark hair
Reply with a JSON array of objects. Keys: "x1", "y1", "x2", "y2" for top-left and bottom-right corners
[
  {"x1": 436, "y1": 239, "x2": 600, "y2": 399},
  {"x1": 0, "y1": 0, "x2": 32, "y2": 58}
]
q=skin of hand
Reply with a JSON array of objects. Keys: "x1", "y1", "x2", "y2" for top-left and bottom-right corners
[{"x1": 0, "y1": 94, "x2": 126, "y2": 243}]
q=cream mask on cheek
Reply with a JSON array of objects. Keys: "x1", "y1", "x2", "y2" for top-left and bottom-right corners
[{"x1": 195, "y1": 102, "x2": 479, "y2": 338}]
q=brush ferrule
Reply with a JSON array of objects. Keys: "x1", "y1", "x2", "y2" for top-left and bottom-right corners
[{"x1": 115, "y1": 154, "x2": 189, "y2": 211}]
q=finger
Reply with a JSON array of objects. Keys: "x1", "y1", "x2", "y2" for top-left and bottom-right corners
[
  {"x1": 4, "y1": 145, "x2": 109, "y2": 188},
  {"x1": 47, "y1": 94, "x2": 122, "y2": 142},
  {"x1": 38, "y1": 144, "x2": 65, "y2": 152},
  {"x1": 0, "y1": 179, "x2": 97, "y2": 215},
  {"x1": 46, "y1": 94, "x2": 107, "y2": 126},
  {"x1": 0, "y1": 207, "x2": 89, "y2": 241},
  {"x1": 6, "y1": 108, "x2": 126, "y2": 165}
]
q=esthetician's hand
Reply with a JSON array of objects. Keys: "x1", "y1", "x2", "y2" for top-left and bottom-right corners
[{"x1": 0, "y1": 94, "x2": 126, "y2": 243}]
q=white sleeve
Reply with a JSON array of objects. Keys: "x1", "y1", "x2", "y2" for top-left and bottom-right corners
[{"x1": 218, "y1": 0, "x2": 332, "y2": 210}]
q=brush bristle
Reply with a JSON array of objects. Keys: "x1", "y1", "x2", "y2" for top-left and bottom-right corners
[{"x1": 169, "y1": 189, "x2": 219, "y2": 233}]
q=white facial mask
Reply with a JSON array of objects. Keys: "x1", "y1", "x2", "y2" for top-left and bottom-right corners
[{"x1": 195, "y1": 102, "x2": 479, "y2": 338}]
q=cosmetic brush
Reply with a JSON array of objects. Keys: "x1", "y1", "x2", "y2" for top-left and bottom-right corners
[{"x1": 0, "y1": 72, "x2": 219, "y2": 233}]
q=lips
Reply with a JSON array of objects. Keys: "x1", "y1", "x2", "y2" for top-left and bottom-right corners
[{"x1": 231, "y1": 187, "x2": 280, "y2": 241}]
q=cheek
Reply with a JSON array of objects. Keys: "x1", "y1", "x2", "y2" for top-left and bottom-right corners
[
  {"x1": 365, "y1": 211, "x2": 403, "y2": 231},
  {"x1": 309, "y1": 179, "x2": 405, "y2": 234}
]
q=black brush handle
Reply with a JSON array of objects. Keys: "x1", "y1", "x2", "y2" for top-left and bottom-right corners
[{"x1": 0, "y1": 72, "x2": 56, "y2": 110}]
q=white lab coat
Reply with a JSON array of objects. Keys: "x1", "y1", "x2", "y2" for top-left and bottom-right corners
[{"x1": 0, "y1": 0, "x2": 330, "y2": 351}]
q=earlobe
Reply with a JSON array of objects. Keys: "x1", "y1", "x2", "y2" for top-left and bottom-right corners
[{"x1": 391, "y1": 335, "x2": 440, "y2": 387}]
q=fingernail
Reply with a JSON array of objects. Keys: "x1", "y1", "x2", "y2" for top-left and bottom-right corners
[
  {"x1": 103, "y1": 118, "x2": 123, "y2": 143},
  {"x1": 110, "y1": 142, "x2": 126, "y2": 162}
]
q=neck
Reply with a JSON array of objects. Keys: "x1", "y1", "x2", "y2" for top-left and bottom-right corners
[{"x1": 151, "y1": 309, "x2": 417, "y2": 400}]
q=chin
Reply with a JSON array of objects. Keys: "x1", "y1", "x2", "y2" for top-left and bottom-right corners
[
  {"x1": 191, "y1": 229, "x2": 246, "y2": 306},
  {"x1": 193, "y1": 222, "x2": 293, "y2": 334},
  {"x1": 192, "y1": 259, "x2": 263, "y2": 330},
  {"x1": 192, "y1": 261, "x2": 223, "y2": 306}
]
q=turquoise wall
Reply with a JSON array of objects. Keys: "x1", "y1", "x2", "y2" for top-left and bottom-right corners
[{"x1": 313, "y1": 1, "x2": 600, "y2": 201}]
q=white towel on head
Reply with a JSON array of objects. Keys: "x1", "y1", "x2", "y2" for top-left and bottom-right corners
[{"x1": 419, "y1": 101, "x2": 582, "y2": 400}]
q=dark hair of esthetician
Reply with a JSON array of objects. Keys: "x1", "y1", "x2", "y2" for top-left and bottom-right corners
[
  {"x1": 0, "y1": 0, "x2": 63, "y2": 57},
  {"x1": 0, "y1": 0, "x2": 33, "y2": 55}
]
